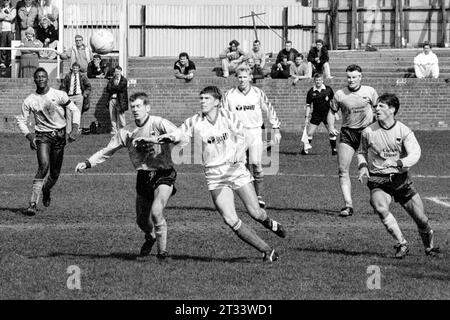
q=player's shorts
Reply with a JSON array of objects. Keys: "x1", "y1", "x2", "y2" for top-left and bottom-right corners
[
  {"x1": 204, "y1": 162, "x2": 254, "y2": 191},
  {"x1": 310, "y1": 112, "x2": 328, "y2": 126},
  {"x1": 367, "y1": 172, "x2": 417, "y2": 204},
  {"x1": 136, "y1": 168, "x2": 177, "y2": 200},
  {"x1": 244, "y1": 127, "x2": 263, "y2": 165},
  {"x1": 35, "y1": 128, "x2": 67, "y2": 148},
  {"x1": 339, "y1": 126, "x2": 365, "y2": 151}
]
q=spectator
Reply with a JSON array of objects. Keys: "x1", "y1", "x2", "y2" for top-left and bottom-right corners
[
  {"x1": 307, "y1": 39, "x2": 333, "y2": 79},
  {"x1": 60, "y1": 62, "x2": 91, "y2": 133},
  {"x1": 0, "y1": 0, "x2": 16, "y2": 69},
  {"x1": 246, "y1": 57, "x2": 265, "y2": 81},
  {"x1": 18, "y1": 26, "x2": 42, "y2": 78},
  {"x1": 35, "y1": 16, "x2": 57, "y2": 59},
  {"x1": 106, "y1": 65, "x2": 128, "y2": 134},
  {"x1": 38, "y1": 0, "x2": 58, "y2": 30},
  {"x1": 219, "y1": 39, "x2": 245, "y2": 78},
  {"x1": 245, "y1": 39, "x2": 270, "y2": 77},
  {"x1": 270, "y1": 54, "x2": 290, "y2": 79},
  {"x1": 414, "y1": 42, "x2": 439, "y2": 79},
  {"x1": 290, "y1": 53, "x2": 309, "y2": 85},
  {"x1": 56, "y1": 35, "x2": 94, "y2": 74},
  {"x1": 275, "y1": 40, "x2": 299, "y2": 68},
  {"x1": 174, "y1": 51, "x2": 196, "y2": 82},
  {"x1": 16, "y1": 0, "x2": 39, "y2": 41},
  {"x1": 87, "y1": 54, "x2": 109, "y2": 79}
]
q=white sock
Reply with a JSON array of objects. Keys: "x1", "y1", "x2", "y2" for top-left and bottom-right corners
[{"x1": 382, "y1": 213, "x2": 406, "y2": 244}]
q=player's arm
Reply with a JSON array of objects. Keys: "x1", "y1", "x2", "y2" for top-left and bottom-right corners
[
  {"x1": 158, "y1": 116, "x2": 195, "y2": 145},
  {"x1": 60, "y1": 93, "x2": 81, "y2": 142},
  {"x1": 383, "y1": 131, "x2": 421, "y2": 169},
  {"x1": 327, "y1": 98, "x2": 339, "y2": 136},
  {"x1": 357, "y1": 131, "x2": 370, "y2": 183},
  {"x1": 305, "y1": 89, "x2": 313, "y2": 125},
  {"x1": 15, "y1": 101, "x2": 37, "y2": 150},
  {"x1": 260, "y1": 91, "x2": 282, "y2": 144}
]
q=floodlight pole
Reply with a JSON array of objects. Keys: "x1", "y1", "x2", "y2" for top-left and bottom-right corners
[{"x1": 240, "y1": 11, "x2": 266, "y2": 41}]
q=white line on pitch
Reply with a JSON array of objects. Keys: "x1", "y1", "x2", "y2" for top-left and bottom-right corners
[{"x1": 425, "y1": 197, "x2": 450, "y2": 208}]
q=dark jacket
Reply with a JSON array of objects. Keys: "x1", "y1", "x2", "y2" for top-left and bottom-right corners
[
  {"x1": 87, "y1": 60, "x2": 109, "y2": 79},
  {"x1": 106, "y1": 76, "x2": 128, "y2": 112},
  {"x1": 36, "y1": 24, "x2": 58, "y2": 44},
  {"x1": 276, "y1": 48, "x2": 299, "y2": 64},
  {"x1": 60, "y1": 72, "x2": 92, "y2": 112},
  {"x1": 307, "y1": 46, "x2": 330, "y2": 71},
  {"x1": 270, "y1": 63, "x2": 290, "y2": 79}
]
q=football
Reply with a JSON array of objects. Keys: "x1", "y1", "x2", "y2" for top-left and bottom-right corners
[{"x1": 90, "y1": 29, "x2": 114, "y2": 54}]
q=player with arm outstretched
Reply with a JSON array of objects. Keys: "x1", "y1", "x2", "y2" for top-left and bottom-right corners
[
  {"x1": 75, "y1": 92, "x2": 177, "y2": 259},
  {"x1": 158, "y1": 86, "x2": 286, "y2": 263},
  {"x1": 222, "y1": 65, "x2": 282, "y2": 209},
  {"x1": 357, "y1": 93, "x2": 441, "y2": 258},
  {"x1": 16, "y1": 67, "x2": 81, "y2": 216}
]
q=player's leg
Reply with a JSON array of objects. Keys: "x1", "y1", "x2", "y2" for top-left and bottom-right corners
[
  {"x1": 136, "y1": 193, "x2": 156, "y2": 256},
  {"x1": 324, "y1": 123, "x2": 337, "y2": 155},
  {"x1": 306, "y1": 123, "x2": 318, "y2": 145},
  {"x1": 337, "y1": 142, "x2": 355, "y2": 216},
  {"x1": 150, "y1": 184, "x2": 174, "y2": 259},
  {"x1": 247, "y1": 128, "x2": 265, "y2": 207},
  {"x1": 400, "y1": 193, "x2": 440, "y2": 256},
  {"x1": 235, "y1": 182, "x2": 286, "y2": 238},
  {"x1": 41, "y1": 139, "x2": 65, "y2": 207},
  {"x1": 370, "y1": 188, "x2": 408, "y2": 258},
  {"x1": 210, "y1": 187, "x2": 276, "y2": 260}
]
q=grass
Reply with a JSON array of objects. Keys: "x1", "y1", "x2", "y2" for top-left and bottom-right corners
[{"x1": 0, "y1": 131, "x2": 449, "y2": 300}]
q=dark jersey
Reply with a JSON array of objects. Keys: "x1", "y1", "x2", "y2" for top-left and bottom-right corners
[{"x1": 306, "y1": 85, "x2": 334, "y2": 114}]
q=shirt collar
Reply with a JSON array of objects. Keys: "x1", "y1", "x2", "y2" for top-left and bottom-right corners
[{"x1": 313, "y1": 84, "x2": 326, "y2": 92}]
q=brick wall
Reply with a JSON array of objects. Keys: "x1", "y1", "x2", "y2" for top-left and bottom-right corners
[{"x1": 1, "y1": 77, "x2": 449, "y2": 133}]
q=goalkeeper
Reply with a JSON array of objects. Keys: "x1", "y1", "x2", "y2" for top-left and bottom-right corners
[{"x1": 75, "y1": 92, "x2": 177, "y2": 260}]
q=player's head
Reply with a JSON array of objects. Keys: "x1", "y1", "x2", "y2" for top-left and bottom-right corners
[
  {"x1": 345, "y1": 64, "x2": 362, "y2": 90},
  {"x1": 33, "y1": 67, "x2": 48, "y2": 89},
  {"x1": 129, "y1": 92, "x2": 151, "y2": 122},
  {"x1": 376, "y1": 93, "x2": 400, "y2": 121},
  {"x1": 199, "y1": 86, "x2": 222, "y2": 114},
  {"x1": 236, "y1": 65, "x2": 252, "y2": 90},
  {"x1": 313, "y1": 73, "x2": 324, "y2": 86},
  {"x1": 315, "y1": 39, "x2": 324, "y2": 50}
]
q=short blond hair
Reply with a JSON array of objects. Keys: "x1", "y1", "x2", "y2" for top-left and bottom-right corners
[{"x1": 235, "y1": 64, "x2": 252, "y2": 76}]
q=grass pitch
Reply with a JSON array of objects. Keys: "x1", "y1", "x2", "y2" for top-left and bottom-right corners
[{"x1": 0, "y1": 131, "x2": 449, "y2": 300}]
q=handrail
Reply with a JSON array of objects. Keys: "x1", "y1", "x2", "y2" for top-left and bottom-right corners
[{"x1": 0, "y1": 47, "x2": 61, "y2": 79}]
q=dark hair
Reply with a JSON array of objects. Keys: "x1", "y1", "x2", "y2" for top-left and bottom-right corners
[
  {"x1": 281, "y1": 54, "x2": 288, "y2": 60},
  {"x1": 313, "y1": 73, "x2": 324, "y2": 79},
  {"x1": 295, "y1": 53, "x2": 304, "y2": 60},
  {"x1": 422, "y1": 41, "x2": 432, "y2": 49},
  {"x1": 285, "y1": 40, "x2": 292, "y2": 45},
  {"x1": 114, "y1": 65, "x2": 122, "y2": 71},
  {"x1": 253, "y1": 40, "x2": 260, "y2": 44},
  {"x1": 316, "y1": 39, "x2": 324, "y2": 44},
  {"x1": 377, "y1": 93, "x2": 400, "y2": 115},
  {"x1": 129, "y1": 92, "x2": 150, "y2": 105},
  {"x1": 33, "y1": 67, "x2": 48, "y2": 78},
  {"x1": 346, "y1": 64, "x2": 362, "y2": 73},
  {"x1": 200, "y1": 86, "x2": 222, "y2": 101},
  {"x1": 71, "y1": 62, "x2": 81, "y2": 69},
  {"x1": 179, "y1": 52, "x2": 189, "y2": 60},
  {"x1": 229, "y1": 40, "x2": 240, "y2": 47},
  {"x1": 93, "y1": 54, "x2": 101, "y2": 59}
]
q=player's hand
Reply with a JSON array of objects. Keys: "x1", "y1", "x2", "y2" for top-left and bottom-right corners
[
  {"x1": 157, "y1": 134, "x2": 175, "y2": 144},
  {"x1": 358, "y1": 167, "x2": 369, "y2": 183},
  {"x1": 328, "y1": 127, "x2": 339, "y2": 136},
  {"x1": 272, "y1": 129, "x2": 282, "y2": 144},
  {"x1": 75, "y1": 162, "x2": 87, "y2": 173},
  {"x1": 26, "y1": 133, "x2": 37, "y2": 151},
  {"x1": 382, "y1": 158, "x2": 397, "y2": 168},
  {"x1": 68, "y1": 124, "x2": 80, "y2": 143},
  {"x1": 132, "y1": 136, "x2": 159, "y2": 147}
]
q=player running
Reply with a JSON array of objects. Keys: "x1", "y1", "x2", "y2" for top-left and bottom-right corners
[
  {"x1": 327, "y1": 64, "x2": 378, "y2": 217},
  {"x1": 357, "y1": 93, "x2": 441, "y2": 258},
  {"x1": 75, "y1": 92, "x2": 177, "y2": 259},
  {"x1": 16, "y1": 67, "x2": 81, "y2": 216},
  {"x1": 158, "y1": 86, "x2": 286, "y2": 262},
  {"x1": 222, "y1": 65, "x2": 282, "y2": 209}
]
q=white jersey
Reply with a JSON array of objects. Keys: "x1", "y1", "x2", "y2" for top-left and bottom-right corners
[
  {"x1": 16, "y1": 87, "x2": 81, "y2": 136},
  {"x1": 88, "y1": 116, "x2": 177, "y2": 171},
  {"x1": 173, "y1": 108, "x2": 245, "y2": 168},
  {"x1": 358, "y1": 120, "x2": 421, "y2": 175},
  {"x1": 222, "y1": 86, "x2": 281, "y2": 129}
]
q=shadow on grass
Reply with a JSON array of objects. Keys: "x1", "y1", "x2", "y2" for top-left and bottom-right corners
[
  {"x1": 268, "y1": 207, "x2": 339, "y2": 216},
  {"x1": 295, "y1": 247, "x2": 386, "y2": 258},
  {"x1": 0, "y1": 206, "x2": 29, "y2": 216},
  {"x1": 166, "y1": 206, "x2": 216, "y2": 212}
]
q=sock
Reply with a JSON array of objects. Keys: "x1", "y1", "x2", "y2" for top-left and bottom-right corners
[
  {"x1": 308, "y1": 138, "x2": 312, "y2": 144},
  {"x1": 30, "y1": 178, "x2": 44, "y2": 204},
  {"x1": 382, "y1": 213, "x2": 406, "y2": 244},
  {"x1": 418, "y1": 225, "x2": 434, "y2": 249},
  {"x1": 155, "y1": 219, "x2": 168, "y2": 253},
  {"x1": 42, "y1": 175, "x2": 57, "y2": 194},
  {"x1": 329, "y1": 138, "x2": 337, "y2": 150},
  {"x1": 233, "y1": 220, "x2": 271, "y2": 253}
]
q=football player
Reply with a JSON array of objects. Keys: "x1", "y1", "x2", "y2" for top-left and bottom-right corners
[
  {"x1": 357, "y1": 93, "x2": 441, "y2": 258},
  {"x1": 16, "y1": 67, "x2": 81, "y2": 216},
  {"x1": 222, "y1": 65, "x2": 282, "y2": 209},
  {"x1": 158, "y1": 86, "x2": 286, "y2": 263},
  {"x1": 75, "y1": 92, "x2": 177, "y2": 259}
]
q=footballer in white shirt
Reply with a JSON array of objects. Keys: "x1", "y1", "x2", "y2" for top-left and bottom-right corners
[
  {"x1": 222, "y1": 65, "x2": 282, "y2": 209},
  {"x1": 158, "y1": 86, "x2": 286, "y2": 262}
]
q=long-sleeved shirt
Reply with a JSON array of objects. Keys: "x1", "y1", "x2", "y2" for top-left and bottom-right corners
[
  {"x1": 16, "y1": 87, "x2": 80, "y2": 135},
  {"x1": 87, "y1": 116, "x2": 177, "y2": 171},
  {"x1": 172, "y1": 108, "x2": 245, "y2": 168},
  {"x1": 0, "y1": 6, "x2": 16, "y2": 32},
  {"x1": 414, "y1": 51, "x2": 439, "y2": 67},
  {"x1": 357, "y1": 120, "x2": 421, "y2": 175},
  {"x1": 222, "y1": 86, "x2": 281, "y2": 129}
]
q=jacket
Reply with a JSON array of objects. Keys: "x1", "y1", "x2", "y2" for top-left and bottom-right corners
[
  {"x1": 106, "y1": 76, "x2": 128, "y2": 112},
  {"x1": 60, "y1": 72, "x2": 92, "y2": 112}
]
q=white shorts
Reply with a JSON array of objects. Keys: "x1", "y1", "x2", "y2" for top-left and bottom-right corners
[
  {"x1": 204, "y1": 162, "x2": 254, "y2": 191},
  {"x1": 244, "y1": 127, "x2": 263, "y2": 165}
]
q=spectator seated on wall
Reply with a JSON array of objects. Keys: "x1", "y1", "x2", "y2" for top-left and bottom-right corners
[
  {"x1": 245, "y1": 57, "x2": 266, "y2": 82},
  {"x1": 87, "y1": 54, "x2": 109, "y2": 79},
  {"x1": 414, "y1": 41, "x2": 439, "y2": 79},
  {"x1": 36, "y1": 16, "x2": 57, "y2": 59},
  {"x1": 307, "y1": 39, "x2": 333, "y2": 79},
  {"x1": 270, "y1": 54, "x2": 290, "y2": 79},
  {"x1": 174, "y1": 51, "x2": 196, "y2": 82},
  {"x1": 56, "y1": 34, "x2": 93, "y2": 74},
  {"x1": 275, "y1": 40, "x2": 299, "y2": 68},
  {"x1": 16, "y1": 0, "x2": 39, "y2": 41},
  {"x1": 290, "y1": 53, "x2": 309, "y2": 85},
  {"x1": 245, "y1": 39, "x2": 270, "y2": 78},
  {"x1": 219, "y1": 39, "x2": 245, "y2": 78}
]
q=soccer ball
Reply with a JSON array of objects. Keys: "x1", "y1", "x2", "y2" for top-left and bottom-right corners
[{"x1": 90, "y1": 29, "x2": 114, "y2": 54}]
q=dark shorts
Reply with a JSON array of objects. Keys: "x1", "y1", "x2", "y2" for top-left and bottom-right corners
[
  {"x1": 310, "y1": 112, "x2": 328, "y2": 126},
  {"x1": 339, "y1": 127, "x2": 364, "y2": 151},
  {"x1": 136, "y1": 168, "x2": 177, "y2": 200},
  {"x1": 367, "y1": 172, "x2": 417, "y2": 204},
  {"x1": 35, "y1": 128, "x2": 67, "y2": 148}
]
